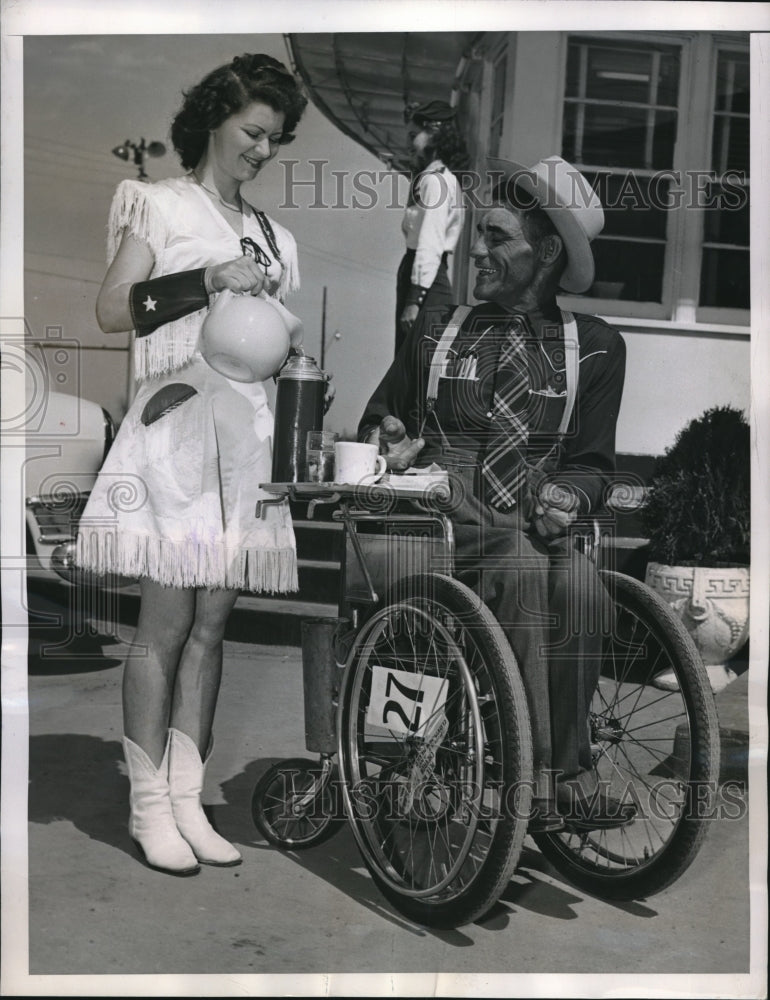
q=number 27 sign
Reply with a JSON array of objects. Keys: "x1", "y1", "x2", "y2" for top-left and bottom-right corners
[{"x1": 366, "y1": 666, "x2": 448, "y2": 738}]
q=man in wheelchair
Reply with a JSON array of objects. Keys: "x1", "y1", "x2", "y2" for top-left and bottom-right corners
[{"x1": 359, "y1": 155, "x2": 636, "y2": 835}]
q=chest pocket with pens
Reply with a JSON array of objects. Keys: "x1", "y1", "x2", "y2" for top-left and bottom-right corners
[
  {"x1": 442, "y1": 349, "x2": 479, "y2": 381},
  {"x1": 425, "y1": 305, "x2": 580, "y2": 445}
]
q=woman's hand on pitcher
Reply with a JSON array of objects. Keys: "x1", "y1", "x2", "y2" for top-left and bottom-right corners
[{"x1": 205, "y1": 256, "x2": 270, "y2": 296}]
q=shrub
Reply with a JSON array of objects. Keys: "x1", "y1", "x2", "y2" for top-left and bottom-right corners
[{"x1": 640, "y1": 405, "x2": 750, "y2": 566}]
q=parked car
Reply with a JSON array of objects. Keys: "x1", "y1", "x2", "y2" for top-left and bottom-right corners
[{"x1": 25, "y1": 389, "x2": 116, "y2": 584}]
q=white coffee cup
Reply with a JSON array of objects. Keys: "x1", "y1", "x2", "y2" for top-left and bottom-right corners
[{"x1": 334, "y1": 441, "x2": 387, "y2": 485}]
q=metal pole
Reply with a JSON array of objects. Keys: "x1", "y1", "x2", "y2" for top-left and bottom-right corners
[{"x1": 320, "y1": 285, "x2": 327, "y2": 369}]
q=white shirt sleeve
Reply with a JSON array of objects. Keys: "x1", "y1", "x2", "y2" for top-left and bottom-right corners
[{"x1": 410, "y1": 170, "x2": 454, "y2": 289}]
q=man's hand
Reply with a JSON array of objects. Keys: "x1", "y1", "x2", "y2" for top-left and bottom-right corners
[
  {"x1": 399, "y1": 304, "x2": 420, "y2": 337},
  {"x1": 532, "y1": 482, "x2": 579, "y2": 540},
  {"x1": 378, "y1": 415, "x2": 425, "y2": 471}
]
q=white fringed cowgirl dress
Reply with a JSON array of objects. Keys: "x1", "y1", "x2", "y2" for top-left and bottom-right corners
[{"x1": 75, "y1": 175, "x2": 298, "y2": 592}]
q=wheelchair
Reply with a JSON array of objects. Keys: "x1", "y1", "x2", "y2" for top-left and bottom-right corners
[{"x1": 251, "y1": 480, "x2": 720, "y2": 929}]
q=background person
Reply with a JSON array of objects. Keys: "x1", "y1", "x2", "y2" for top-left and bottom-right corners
[
  {"x1": 361, "y1": 156, "x2": 635, "y2": 833},
  {"x1": 395, "y1": 99, "x2": 469, "y2": 356},
  {"x1": 76, "y1": 53, "x2": 307, "y2": 875}
]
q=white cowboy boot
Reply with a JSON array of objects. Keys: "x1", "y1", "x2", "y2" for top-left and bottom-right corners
[
  {"x1": 122, "y1": 735, "x2": 200, "y2": 876},
  {"x1": 168, "y1": 728, "x2": 242, "y2": 866}
]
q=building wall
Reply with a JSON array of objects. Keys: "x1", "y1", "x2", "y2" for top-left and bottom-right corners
[
  {"x1": 611, "y1": 324, "x2": 749, "y2": 455},
  {"x1": 24, "y1": 251, "x2": 133, "y2": 421}
]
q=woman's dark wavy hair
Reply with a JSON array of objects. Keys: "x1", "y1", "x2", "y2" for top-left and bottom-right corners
[
  {"x1": 414, "y1": 117, "x2": 470, "y2": 174},
  {"x1": 171, "y1": 53, "x2": 308, "y2": 170}
]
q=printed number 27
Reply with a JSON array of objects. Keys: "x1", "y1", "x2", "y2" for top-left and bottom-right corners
[{"x1": 383, "y1": 671, "x2": 424, "y2": 732}]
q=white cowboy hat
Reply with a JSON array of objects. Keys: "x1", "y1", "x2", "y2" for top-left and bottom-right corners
[{"x1": 487, "y1": 155, "x2": 604, "y2": 293}]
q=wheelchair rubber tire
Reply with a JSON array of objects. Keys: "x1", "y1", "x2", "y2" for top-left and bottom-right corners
[
  {"x1": 251, "y1": 758, "x2": 343, "y2": 849},
  {"x1": 534, "y1": 570, "x2": 721, "y2": 901},
  {"x1": 338, "y1": 573, "x2": 533, "y2": 928}
]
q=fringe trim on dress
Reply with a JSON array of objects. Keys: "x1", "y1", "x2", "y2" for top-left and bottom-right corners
[
  {"x1": 107, "y1": 179, "x2": 167, "y2": 265},
  {"x1": 75, "y1": 528, "x2": 298, "y2": 594},
  {"x1": 133, "y1": 313, "x2": 204, "y2": 380},
  {"x1": 273, "y1": 222, "x2": 300, "y2": 302}
]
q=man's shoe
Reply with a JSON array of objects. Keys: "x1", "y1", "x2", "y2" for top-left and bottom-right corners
[
  {"x1": 559, "y1": 789, "x2": 637, "y2": 832},
  {"x1": 528, "y1": 798, "x2": 566, "y2": 834}
]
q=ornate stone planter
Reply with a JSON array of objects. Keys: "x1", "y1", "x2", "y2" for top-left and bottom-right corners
[{"x1": 644, "y1": 562, "x2": 750, "y2": 692}]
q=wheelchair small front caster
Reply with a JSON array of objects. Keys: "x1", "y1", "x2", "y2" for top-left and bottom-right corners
[{"x1": 251, "y1": 757, "x2": 343, "y2": 849}]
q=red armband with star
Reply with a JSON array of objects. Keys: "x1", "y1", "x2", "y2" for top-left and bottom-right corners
[{"x1": 129, "y1": 268, "x2": 209, "y2": 338}]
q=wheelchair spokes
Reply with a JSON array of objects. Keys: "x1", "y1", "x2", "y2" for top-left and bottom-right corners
[
  {"x1": 342, "y1": 603, "x2": 488, "y2": 897},
  {"x1": 338, "y1": 574, "x2": 533, "y2": 927},
  {"x1": 535, "y1": 570, "x2": 720, "y2": 900}
]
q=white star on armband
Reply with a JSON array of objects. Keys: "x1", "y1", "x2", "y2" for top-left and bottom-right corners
[{"x1": 143, "y1": 295, "x2": 157, "y2": 312}]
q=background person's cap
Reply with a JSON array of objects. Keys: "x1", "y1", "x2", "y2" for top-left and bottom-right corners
[{"x1": 406, "y1": 99, "x2": 457, "y2": 127}]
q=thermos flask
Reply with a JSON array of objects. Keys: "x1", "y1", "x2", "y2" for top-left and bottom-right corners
[{"x1": 271, "y1": 352, "x2": 329, "y2": 483}]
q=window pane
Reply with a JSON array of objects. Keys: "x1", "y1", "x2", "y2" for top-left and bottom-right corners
[
  {"x1": 585, "y1": 46, "x2": 655, "y2": 104},
  {"x1": 587, "y1": 239, "x2": 665, "y2": 302},
  {"x1": 587, "y1": 171, "x2": 669, "y2": 239},
  {"x1": 712, "y1": 115, "x2": 749, "y2": 175},
  {"x1": 566, "y1": 105, "x2": 677, "y2": 169},
  {"x1": 566, "y1": 40, "x2": 680, "y2": 106},
  {"x1": 562, "y1": 103, "x2": 581, "y2": 163},
  {"x1": 703, "y1": 183, "x2": 749, "y2": 246},
  {"x1": 651, "y1": 112, "x2": 678, "y2": 171},
  {"x1": 700, "y1": 247, "x2": 749, "y2": 308},
  {"x1": 715, "y1": 51, "x2": 750, "y2": 114},
  {"x1": 579, "y1": 106, "x2": 649, "y2": 167}
]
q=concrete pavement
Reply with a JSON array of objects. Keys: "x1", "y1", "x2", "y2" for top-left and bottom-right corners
[{"x1": 9, "y1": 582, "x2": 762, "y2": 994}]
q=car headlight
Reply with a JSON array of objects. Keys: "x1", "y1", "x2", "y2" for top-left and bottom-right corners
[{"x1": 51, "y1": 541, "x2": 78, "y2": 582}]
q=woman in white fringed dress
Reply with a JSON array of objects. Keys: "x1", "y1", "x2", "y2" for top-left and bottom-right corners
[{"x1": 76, "y1": 54, "x2": 307, "y2": 876}]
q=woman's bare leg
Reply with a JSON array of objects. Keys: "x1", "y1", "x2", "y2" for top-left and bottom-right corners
[
  {"x1": 122, "y1": 579, "x2": 196, "y2": 767},
  {"x1": 169, "y1": 586, "x2": 240, "y2": 753}
]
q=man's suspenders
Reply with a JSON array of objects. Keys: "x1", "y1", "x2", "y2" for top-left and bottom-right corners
[
  {"x1": 425, "y1": 305, "x2": 472, "y2": 408},
  {"x1": 426, "y1": 306, "x2": 580, "y2": 436},
  {"x1": 559, "y1": 310, "x2": 579, "y2": 437}
]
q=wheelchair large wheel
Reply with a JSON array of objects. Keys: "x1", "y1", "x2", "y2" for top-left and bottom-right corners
[
  {"x1": 534, "y1": 570, "x2": 720, "y2": 900},
  {"x1": 338, "y1": 573, "x2": 533, "y2": 928}
]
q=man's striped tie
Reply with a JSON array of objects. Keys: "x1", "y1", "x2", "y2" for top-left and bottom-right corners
[{"x1": 481, "y1": 316, "x2": 530, "y2": 511}]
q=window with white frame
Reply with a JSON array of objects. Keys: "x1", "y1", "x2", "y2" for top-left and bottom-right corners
[
  {"x1": 560, "y1": 34, "x2": 749, "y2": 318},
  {"x1": 700, "y1": 49, "x2": 749, "y2": 310}
]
